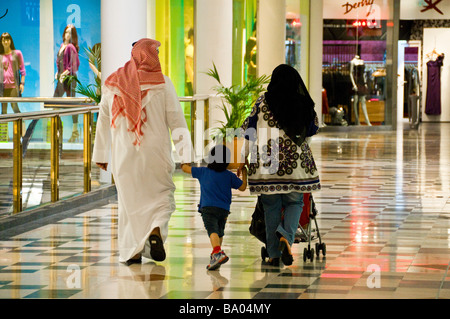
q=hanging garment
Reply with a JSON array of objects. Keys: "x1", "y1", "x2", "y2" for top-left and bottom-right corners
[
  {"x1": 425, "y1": 54, "x2": 444, "y2": 115},
  {"x1": 322, "y1": 88, "x2": 329, "y2": 114}
]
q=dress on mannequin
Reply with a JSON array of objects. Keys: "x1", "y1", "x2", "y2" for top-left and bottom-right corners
[
  {"x1": 1, "y1": 32, "x2": 27, "y2": 151},
  {"x1": 0, "y1": 32, "x2": 26, "y2": 114},
  {"x1": 350, "y1": 55, "x2": 371, "y2": 126},
  {"x1": 53, "y1": 25, "x2": 81, "y2": 143}
]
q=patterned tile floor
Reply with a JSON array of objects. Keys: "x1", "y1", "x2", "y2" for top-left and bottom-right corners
[{"x1": 0, "y1": 121, "x2": 449, "y2": 300}]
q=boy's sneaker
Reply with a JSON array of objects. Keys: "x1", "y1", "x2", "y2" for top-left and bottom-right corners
[{"x1": 206, "y1": 250, "x2": 229, "y2": 270}]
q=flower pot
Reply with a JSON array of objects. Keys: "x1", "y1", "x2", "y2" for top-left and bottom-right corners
[{"x1": 225, "y1": 136, "x2": 245, "y2": 170}]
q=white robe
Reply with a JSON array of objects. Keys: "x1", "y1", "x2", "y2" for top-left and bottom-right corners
[{"x1": 92, "y1": 75, "x2": 192, "y2": 262}]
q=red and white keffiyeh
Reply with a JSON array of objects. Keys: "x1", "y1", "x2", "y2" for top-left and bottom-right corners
[{"x1": 105, "y1": 38, "x2": 165, "y2": 147}]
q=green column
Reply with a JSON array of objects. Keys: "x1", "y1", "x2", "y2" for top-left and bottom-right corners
[
  {"x1": 232, "y1": 0, "x2": 245, "y2": 86},
  {"x1": 170, "y1": 0, "x2": 186, "y2": 96}
]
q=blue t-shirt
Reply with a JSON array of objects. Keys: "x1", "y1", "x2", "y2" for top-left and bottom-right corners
[{"x1": 191, "y1": 167, "x2": 243, "y2": 211}]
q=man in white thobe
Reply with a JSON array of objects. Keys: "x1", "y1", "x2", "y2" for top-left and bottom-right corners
[{"x1": 92, "y1": 39, "x2": 193, "y2": 265}]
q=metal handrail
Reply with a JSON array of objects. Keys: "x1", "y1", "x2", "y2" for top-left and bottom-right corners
[
  {"x1": 0, "y1": 96, "x2": 94, "y2": 103},
  {"x1": 0, "y1": 95, "x2": 210, "y2": 215},
  {"x1": 0, "y1": 106, "x2": 99, "y2": 123},
  {"x1": 0, "y1": 95, "x2": 208, "y2": 103}
]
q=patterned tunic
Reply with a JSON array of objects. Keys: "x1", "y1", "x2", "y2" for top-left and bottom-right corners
[{"x1": 241, "y1": 95, "x2": 321, "y2": 195}]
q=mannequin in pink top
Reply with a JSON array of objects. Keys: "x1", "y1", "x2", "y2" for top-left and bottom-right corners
[
  {"x1": 0, "y1": 32, "x2": 26, "y2": 114},
  {"x1": 53, "y1": 24, "x2": 80, "y2": 142}
]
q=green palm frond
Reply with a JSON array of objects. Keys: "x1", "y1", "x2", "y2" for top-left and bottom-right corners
[
  {"x1": 206, "y1": 62, "x2": 270, "y2": 140},
  {"x1": 76, "y1": 83, "x2": 101, "y2": 104},
  {"x1": 83, "y1": 44, "x2": 101, "y2": 72},
  {"x1": 71, "y1": 45, "x2": 102, "y2": 103}
]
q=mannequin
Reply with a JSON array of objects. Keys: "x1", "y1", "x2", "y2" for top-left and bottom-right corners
[
  {"x1": 350, "y1": 55, "x2": 371, "y2": 126},
  {"x1": 0, "y1": 32, "x2": 26, "y2": 114},
  {"x1": 245, "y1": 23, "x2": 257, "y2": 79},
  {"x1": 54, "y1": 24, "x2": 80, "y2": 142},
  {"x1": 185, "y1": 28, "x2": 194, "y2": 96}
]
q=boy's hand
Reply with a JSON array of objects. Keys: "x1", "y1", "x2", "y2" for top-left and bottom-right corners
[
  {"x1": 238, "y1": 165, "x2": 248, "y2": 191},
  {"x1": 237, "y1": 160, "x2": 248, "y2": 178},
  {"x1": 181, "y1": 163, "x2": 192, "y2": 174}
]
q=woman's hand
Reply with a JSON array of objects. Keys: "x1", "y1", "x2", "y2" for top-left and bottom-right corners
[
  {"x1": 237, "y1": 159, "x2": 248, "y2": 178},
  {"x1": 59, "y1": 70, "x2": 69, "y2": 83}
]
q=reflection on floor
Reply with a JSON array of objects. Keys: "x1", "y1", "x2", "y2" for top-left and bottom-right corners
[{"x1": 0, "y1": 122, "x2": 449, "y2": 299}]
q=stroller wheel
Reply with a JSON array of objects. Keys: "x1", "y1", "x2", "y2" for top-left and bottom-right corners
[
  {"x1": 261, "y1": 246, "x2": 269, "y2": 260},
  {"x1": 303, "y1": 247, "x2": 315, "y2": 262},
  {"x1": 315, "y1": 242, "x2": 327, "y2": 257}
]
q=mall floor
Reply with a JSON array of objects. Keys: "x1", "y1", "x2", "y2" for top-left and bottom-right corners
[{"x1": 0, "y1": 121, "x2": 449, "y2": 300}]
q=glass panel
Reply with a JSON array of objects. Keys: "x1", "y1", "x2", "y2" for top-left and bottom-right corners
[
  {"x1": 0, "y1": 122, "x2": 13, "y2": 218},
  {"x1": 0, "y1": 1, "x2": 40, "y2": 113},
  {"x1": 59, "y1": 114, "x2": 84, "y2": 198},
  {"x1": 232, "y1": 0, "x2": 257, "y2": 85},
  {"x1": 52, "y1": 0, "x2": 101, "y2": 101},
  {"x1": 1, "y1": 1, "x2": 101, "y2": 102},
  {"x1": 322, "y1": 0, "x2": 392, "y2": 127},
  {"x1": 184, "y1": 0, "x2": 195, "y2": 96},
  {"x1": 22, "y1": 118, "x2": 51, "y2": 210},
  {"x1": 0, "y1": 1, "x2": 110, "y2": 215},
  {"x1": 154, "y1": 0, "x2": 195, "y2": 147},
  {"x1": 155, "y1": 0, "x2": 194, "y2": 98}
]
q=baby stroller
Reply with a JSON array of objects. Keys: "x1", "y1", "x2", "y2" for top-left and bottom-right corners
[{"x1": 249, "y1": 193, "x2": 326, "y2": 262}]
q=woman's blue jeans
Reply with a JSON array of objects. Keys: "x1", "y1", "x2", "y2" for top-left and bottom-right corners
[{"x1": 260, "y1": 192, "x2": 304, "y2": 258}]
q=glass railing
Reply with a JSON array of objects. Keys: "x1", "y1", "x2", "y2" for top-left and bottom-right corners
[{"x1": 0, "y1": 95, "x2": 209, "y2": 218}]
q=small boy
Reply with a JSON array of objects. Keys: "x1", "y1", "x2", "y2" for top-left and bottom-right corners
[{"x1": 181, "y1": 144, "x2": 247, "y2": 270}]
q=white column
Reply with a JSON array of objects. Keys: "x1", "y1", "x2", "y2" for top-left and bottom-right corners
[
  {"x1": 309, "y1": 0, "x2": 323, "y2": 126},
  {"x1": 101, "y1": 0, "x2": 147, "y2": 82},
  {"x1": 195, "y1": 0, "x2": 233, "y2": 93},
  {"x1": 40, "y1": 0, "x2": 54, "y2": 99},
  {"x1": 99, "y1": 0, "x2": 147, "y2": 182},
  {"x1": 257, "y1": 0, "x2": 286, "y2": 78},
  {"x1": 195, "y1": 0, "x2": 233, "y2": 156}
]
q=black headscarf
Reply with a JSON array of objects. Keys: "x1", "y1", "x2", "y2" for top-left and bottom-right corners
[{"x1": 264, "y1": 64, "x2": 315, "y2": 144}]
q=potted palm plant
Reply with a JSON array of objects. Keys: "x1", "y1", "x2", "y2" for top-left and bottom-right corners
[{"x1": 206, "y1": 62, "x2": 270, "y2": 167}]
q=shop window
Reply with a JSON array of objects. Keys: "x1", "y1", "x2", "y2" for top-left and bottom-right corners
[
  {"x1": 323, "y1": 18, "x2": 388, "y2": 126},
  {"x1": 1, "y1": 1, "x2": 40, "y2": 113},
  {"x1": 232, "y1": 0, "x2": 257, "y2": 86},
  {"x1": 154, "y1": 0, "x2": 194, "y2": 97},
  {"x1": 154, "y1": 0, "x2": 195, "y2": 131}
]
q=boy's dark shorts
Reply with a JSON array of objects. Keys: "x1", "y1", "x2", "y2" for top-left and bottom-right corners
[{"x1": 200, "y1": 206, "x2": 230, "y2": 238}]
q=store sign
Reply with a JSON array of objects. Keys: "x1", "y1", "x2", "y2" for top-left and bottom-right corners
[
  {"x1": 342, "y1": 0, "x2": 375, "y2": 15},
  {"x1": 421, "y1": 0, "x2": 444, "y2": 15},
  {"x1": 401, "y1": 0, "x2": 449, "y2": 19},
  {"x1": 323, "y1": 0, "x2": 390, "y2": 20}
]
